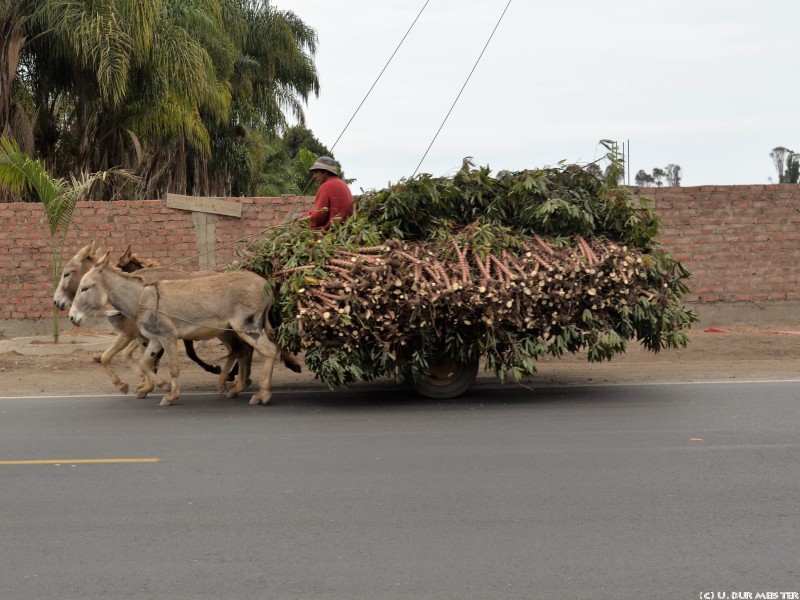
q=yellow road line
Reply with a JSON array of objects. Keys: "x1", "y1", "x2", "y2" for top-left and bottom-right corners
[{"x1": 0, "y1": 458, "x2": 160, "y2": 465}]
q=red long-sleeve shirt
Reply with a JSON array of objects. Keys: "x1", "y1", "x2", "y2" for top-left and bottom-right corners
[{"x1": 307, "y1": 177, "x2": 354, "y2": 230}]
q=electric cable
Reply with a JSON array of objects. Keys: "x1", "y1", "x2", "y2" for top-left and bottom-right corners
[
  {"x1": 412, "y1": 0, "x2": 513, "y2": 178},
  {"x1": 289, "y1": 0, "x2": 431, "y2": 214},
  {"x1": 328, "y1": 0, "x2": 431, "y2": 154}
]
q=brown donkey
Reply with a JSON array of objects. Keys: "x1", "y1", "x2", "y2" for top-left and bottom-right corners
[{"x1": 70, "y1": 253, "x2": 282, "y2": 406}]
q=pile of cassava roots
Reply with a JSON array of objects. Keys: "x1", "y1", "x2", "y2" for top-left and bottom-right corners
[{"x1": 239, "y1": 156, "x2": 696, "y2": 387}]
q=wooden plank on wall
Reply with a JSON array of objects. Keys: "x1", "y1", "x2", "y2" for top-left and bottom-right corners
[
  {"x1": 166, "y1": 193, "x2": 242, "y2": 218},
  {"x1": 192, "y1": 212, "x2": 217, "y2": 270}
]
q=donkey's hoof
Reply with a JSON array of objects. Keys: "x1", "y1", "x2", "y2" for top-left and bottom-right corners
[
  {"x1": 159, "y1": 398, "x2": 173, "y2": 407},
  {"x1": 226, "y1": 388, "x2": 241, "y2": 399},
  {"x1": 120, "y1": 383, "x2": 129, "y2": 395},
  {"x1": 135, "y1": 382, "x2": 152, "y2": 396},
  {"x1": 249, "y1": 392, "x2": 271, "y2": 405}
]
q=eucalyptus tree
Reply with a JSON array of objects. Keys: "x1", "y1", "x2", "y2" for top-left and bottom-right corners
[
  {"x1": 665, "y1": 164, "x2": 682, "y2": 187},
  {"x1": 770, "y1": 146, "x2": 799, "y2": 184}
]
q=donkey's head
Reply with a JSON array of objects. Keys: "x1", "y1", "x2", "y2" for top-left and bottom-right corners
[
  {"x1": 69, "y1": 252, "x2": 112, "y2": 326},
  {"x1": 117, "y1": 244, "x2": 159, "y2": 273},
  {"x1": 54, "y1": 241, "x2": 98, "y2": 310}
]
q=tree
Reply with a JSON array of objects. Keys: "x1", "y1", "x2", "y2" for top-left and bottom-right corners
[
  {"x1": 770, "y1": 146, "x2": 799, "y2": 183},
  {"x1": 634, "y1": 169, "x2": 654, "y2": 186},
  {"x1": 7, "y1": 0, "x2": 321, "y2": 200},
  {"x1": 583, "y1": 163, "x2": 603, "y2": 180},
  {"x1": 204, "y1": 1, "x2": 320, "y2": 198},
  {"x1": 786, "y1": 153, "x2": 800, "y2": 184},
  {"x1": 631, "y1": 165, "x2": 682, "y2": 187},
  {"x1": 258, "y1": 127, "x2": 334, "y2": 197},
  {"x1": 283, "y1": 125, "x2": 330, "y2": 160},
  {"x1": 665, "y1": 164, "x2": 682, "y2": 186}
]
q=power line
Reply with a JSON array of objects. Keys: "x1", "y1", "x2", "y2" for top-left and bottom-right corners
[
  {"x1": 291, "y1": 0, "x2": 430, "y2": 207},
  {"x1": 412, "y1": 0, "x2": 513, "y2": 178},
  {"x1": 329, "y1": 0, "x2": 431, "y2": 153}
]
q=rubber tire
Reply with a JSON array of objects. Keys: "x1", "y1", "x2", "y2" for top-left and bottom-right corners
[{"x1": 411, "y1": 354, "x2": 479, "y2": 399}]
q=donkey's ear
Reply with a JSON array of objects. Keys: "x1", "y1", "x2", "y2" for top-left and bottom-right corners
[
  {"x1": 118, "y1": 244, "x2": 132, "y2": 265},
  {"x1": 97, "y1": 252, "x2": 111, "y2": 271},
  {"x1": 76, "y1": 240, "x2": 95, "y2": 261}
]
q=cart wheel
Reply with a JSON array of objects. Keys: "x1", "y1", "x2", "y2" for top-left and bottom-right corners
[{"x1": 411, "y1": 354, "x2": 479, "y2": 399}]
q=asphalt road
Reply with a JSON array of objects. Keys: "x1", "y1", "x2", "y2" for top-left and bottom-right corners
[{"x1": 1, "y1": 382, "x2": 799, "y2": 600}]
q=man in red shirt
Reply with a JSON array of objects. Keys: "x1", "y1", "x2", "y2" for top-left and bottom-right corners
[{"x1": 305, "y1": 156, "x2": 354, "y2": 230}]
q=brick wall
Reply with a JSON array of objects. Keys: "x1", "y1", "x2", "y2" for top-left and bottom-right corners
[
  {"x1": 1, "y1": 185, "x2": 799, "y2": 322},
  {"x1": 633, "y1": 184, "x2": 800, "y2": 303},
  {"x1": 0, "y1": 195, "x2": 309, "y2": 320}
]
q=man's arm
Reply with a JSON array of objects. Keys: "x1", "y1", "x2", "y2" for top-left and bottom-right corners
[{"x1": 308, "y1": 187, "x2": 331, "y2": 229}]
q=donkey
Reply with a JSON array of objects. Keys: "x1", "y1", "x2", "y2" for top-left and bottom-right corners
[
  {"x1": 115, "y1": 244, "x2": 241, "y2": 381},
  {"x1": 54, "y1": 242, "x2": 252, "y2": 395},
  {"x1": 55, "y1": 241, "x2": 144, "y2": 393},
  {"x1": 70, "y1": 252, "x2": 282, "y2": 406},
  {"x1": 115, "y1": 244, "x2": 300, "y2": 383}
]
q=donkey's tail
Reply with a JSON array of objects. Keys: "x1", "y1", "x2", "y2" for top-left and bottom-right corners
[
  {"x1": 281, "y1": 349, "x2": 302, "y2": 373},
  {"x1": 183, "y1": 340, "x2": 222, "y2": 375}
]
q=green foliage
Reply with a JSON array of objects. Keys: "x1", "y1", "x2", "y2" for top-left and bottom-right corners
[
  {"x1": 635, "y1": 164, "x2": 682, "y2": 187},
  {"x1": 771, "y1": 147, "x2": 800, "y2": 184},
  {"x1": 258, "y1": 134, "x2": 334, "y2": 197},
  {"x1": 239, "y1": 153, "x2": 697, "y2": 388},
  {"x1": 4, "y1": 0, "x2": 320, "y2": 199},
  {"x1": 357, "y1": 161, "x2": 660, "y2": 250}
]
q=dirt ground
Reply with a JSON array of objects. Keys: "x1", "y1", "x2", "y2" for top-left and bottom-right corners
[{"x1": 2, "y1": 325, "x2": 800, "y2": 398}]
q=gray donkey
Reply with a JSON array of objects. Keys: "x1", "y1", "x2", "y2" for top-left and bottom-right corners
[
  {"x1": 70, "y1": 252, "x2": 282, "y2": 406},
  {"x1": 54, "y1": 242, "x2": 250, "y2": 395}
]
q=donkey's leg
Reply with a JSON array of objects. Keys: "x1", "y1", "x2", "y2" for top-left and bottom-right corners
[
  {"x1": 214, "y1": 332, "x2": 250, "y2": 398},
  {"x1": 280, "y1": 348, "x2": 302, "y2": 373},
  {"x1": 99, "y1": 332, "x2": 137, "y2": 394},
  {"x1": 226, "y1": 344, "x2": 253, "y2": 399},
  {"x1": 229, "y1": 325, "x2": 279, "y2": 405},
  {"x1": 215, "y1": 341, "x2": 238, "y2": 395},
  {"x1": 135, "y1": 339, "x2": 167, "y2": 399},
  {"x1": 160, "y1": 339, "x2": 182, "y2": 406},
  {"x1": 249, "y1": 334, "x2": 278, "y2": 405},
  {"x1": 121, "y1": 339, "x2": 140, "y2": 364}
]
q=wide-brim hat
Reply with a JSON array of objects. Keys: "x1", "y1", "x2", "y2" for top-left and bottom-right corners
[{"x1": 309, "y1": 156, "x2": 339, "y2": 176}]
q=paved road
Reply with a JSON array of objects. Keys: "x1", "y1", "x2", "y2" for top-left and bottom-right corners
[{"x1": 1, "y1": 382, "x2": 799, "y2": 600}]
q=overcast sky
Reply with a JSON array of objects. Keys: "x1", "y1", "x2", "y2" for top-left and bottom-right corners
[{"x1": 272, "y1": 0, "x2": 799, "y2": 192}]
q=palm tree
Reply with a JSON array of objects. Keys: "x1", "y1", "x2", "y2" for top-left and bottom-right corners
[
  {"x1": 8, "y1": 0, "x2": 322, "y2": 199},
  {"x1": 0, "y1": 138, "x2": 120, "y2": 341},
  {"x1": 209, "y1": 0, "x2": 319, "y2": 197},
  {"x1": 24, "y1": 0, "x2": 193, "y2": 183},
  {"x1": 235, "y1": 1, "x2": 320, "y2": 131},
  {"x1": 0, "y1": 0, "x2": 55, "y2": 164}
]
